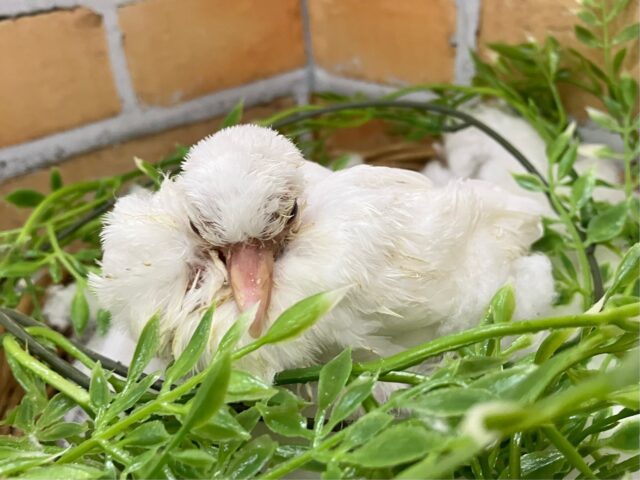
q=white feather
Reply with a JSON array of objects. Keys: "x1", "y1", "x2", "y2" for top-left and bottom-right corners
[{"x1": 92, "y1": 125, "x2": 556, "y2": 384}]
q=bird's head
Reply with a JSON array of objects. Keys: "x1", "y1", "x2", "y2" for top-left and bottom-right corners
[{"x1": 178, "y1": 124, "x2": 305, "y2": 338}]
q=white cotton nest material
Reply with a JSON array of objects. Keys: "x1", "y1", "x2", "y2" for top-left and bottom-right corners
[
  {"x1": 423, "y1": 103, "x2": 625, "y2": 212},
  {"x1": 42, "y1": 282, "x2": 165, "y2": 374}
]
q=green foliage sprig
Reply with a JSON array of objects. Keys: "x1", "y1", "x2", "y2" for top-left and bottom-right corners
[{"x1": 0, "y1": 0, "x2": 638, "y2": 477}]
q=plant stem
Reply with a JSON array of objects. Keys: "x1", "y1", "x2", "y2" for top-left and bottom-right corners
[
  {"x1": 2, "y1": 335, "x2": 91, "y2": 410},
  {"x1": 56, "y1": 361, "x2": 211, "y2": 464},
  {"x1": 547, "y1": 173, "x2": 595, "y2": 309},
  {"x1": 541, "y1": 424, "x2": 597, "y2": 479},
  {"x1": 484, "y1": 351, "x2": 639, "y2": 434},
  {"x1": 509, "y1": 433, "x2": 521, "y2": 479},
  {"x1": 46, "y1": 224, "x2": 85, "y2": 284},
  {"x1": 275, "y1": 303, "x2": 639, "y2": 384}
]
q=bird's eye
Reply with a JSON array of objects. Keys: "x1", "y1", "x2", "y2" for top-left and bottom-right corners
[{"x1": 189, "y1": 219, "x2": 203, "y2": 237}]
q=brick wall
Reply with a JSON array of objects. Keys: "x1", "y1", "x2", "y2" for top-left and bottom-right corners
[{"x1": 0, "y1": 0, "x2": 637, "y2": 183}]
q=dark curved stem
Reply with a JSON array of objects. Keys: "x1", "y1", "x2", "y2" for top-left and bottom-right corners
[
  {"x1": 0, "y1": 310, "x2": 91, "y2": 390},
  {"x1": 272, "y1": 100, "x2": 548, "y2": 185},
  {"x1": 0, "y1": 308, "x2": 163, "y2": 391}
]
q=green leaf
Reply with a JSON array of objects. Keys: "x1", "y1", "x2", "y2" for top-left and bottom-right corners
[
  {"x1": 48, "y1": 260, "x2": 62, "y2": 284},
  {"x1": 489, "y1": 285, "x2": 516, "y2": 324},
  {"x1": 3, "y1": 352, "x2": 46, "y2": 409},
  {"x1": 408, "y1": 388, "x2": 496, "y2": 416},
  {"x1": 605, "y1": 419, "x2": 640, "y2": 452},
  {"x1": 571, "y1": 170, "x2": 597, "y2": 211},
  {"x1": 18, "y1": 464, "x2": 105, "y2": 480},
  {"x1": 520, "y1": 450, "x2": 564, "y2": 478},
  {"x1": 546, "y1": 123, "x2": 576, "y2": 163},
  {"x1": 36, "y1": 394, "x2": 75, "y2": 429},
  {"x1": 122, "y1": 448, "x2": 159, "y2": 478},
  {"x1": 620, "y1": 74, "x2": 638, "y2": 109},
  {"x1": 193, "y1": 407, "x2": 250, "y2": 442},
  {"x1": 586, "y1": 107, "x2": 619, "y2": 131},
  {"x1": 134, "y1": 157, "x2": 161, "y2": 188},
  {"x1": 70, "y1": 286, "x2": 90, "y2": 336},
  {"x1": 127, "y1": 312, "x2": 160, "y2": 384},
  {"x1": 612, "y1": 23, "x2": 640, "y2": 45},
  {"x1": 586, "y1": 202, "x2": 629, "y2": 244},
  {"x1": 577, "y1": 9, "x2": 600, "y2": 25},
  {"x1": 257, "y1": 401, "x2": 312, "y2": 439},
  {"x1": 226, "y1": 435, "x2": 277, "y2": 479},
  {"x1": 557, "y1": 143, "x2": 578, "y2": 179},
  {"x1": 470, "y1": 364, "x2": 537, "y2": 395},
  {"x1": 613, "y1": 48, "x2": 627, "y2": 74},
  {"x1": 171, "y1": 449, "x2": 216, "y2": 468},
  {"x1": 535, "y1": 329, "x2": 574, "y2": 365},
  {"x1": 317, "y1": 348, "x2": 352, "y2": 412},
  {"x1": 342, "y1": 411, "x2": 394, "y2": 451},
  {"x1": 49, "y1": 168, "x2": 63, "y2": 191},
  {"x1": 513, "y1": 173, "x2": 547, "y2": 193},
  {"x1": 326, "y1": 372, "x2": 376, "y2": 432},
  {"x1": 455, "y1": 356, "x2": 505, "y2": 377},
  {"x1": 575, "y1": 25, "x2": 601, "y2": 48},
  {"x1": 219, "y1": 305, "x2": 255, "y2": 353},
  {"x1": 606, "y1": 243, "x2": 640, "y2": 301},
  {"x1": 4, "y1": 189, "x2": 45, "y2": 208},
  {"x1": 183, "y1": 351, "x2": 232, "y2": 429},
  {"x1": 259, "y1": 287, "x2": 349, "y2": 346},
  {"x1": 608, "y1": 0, "x2": 632, "y2": 19},
  {"x1": 164, "y1": 305, "x2": 214, "y2": 387},
  {"x1": 116, "y1": 420, "x2": 169, "y2": 447},
  {"x1": 345, "y1": 424, "x2": 446, "y2": 468},
  {"x1": 96, "y1": 309, "x2": 111, "y2": 336},
  {"x1": 0, "y1": 261, "x2": 43, "y2": 279},
  {"x1": 89, "y1": 362, "x2": 111, "y2": 409},
  {"x1": 0, "y1": 453, "x2": 57, "y2": 478},
  {"x1": 226, "y1": 369, "x2": 277, "y2": 403},
  {"x1": 220, "y1": 100, "x2": 244, "y2": 129},
  {"x1": 37, "y1": 422, "x2": 85, "y2": 442},
  {"x1": 100, "y1": 373, "x2": 159, "y2": 427}
]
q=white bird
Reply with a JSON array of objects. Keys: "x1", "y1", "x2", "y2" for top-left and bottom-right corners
[{"x1": 91, "y1": 125, "x2": 555, "y2": 383}]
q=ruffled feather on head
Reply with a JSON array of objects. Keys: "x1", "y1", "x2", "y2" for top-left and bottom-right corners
[{"x1": 178, "y1": 125, "x2": 305, "y2": 246}]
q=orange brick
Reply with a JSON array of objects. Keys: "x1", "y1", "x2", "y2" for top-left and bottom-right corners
[
  {"x1": 119, "y1": 0, "x2": 305, "y2": 106},
  {"x1": 309, "y1": 0, "x2": 456, "y2": 84},
  {"x1": 479, "y1": 0, "x2": 578, "y2": 47},
  {"x1": 0, "y1": 8, "x2": 121, "y2": 148},
  {"x1": 479, "y1": 0, "x2": 639, "y2": 119}
]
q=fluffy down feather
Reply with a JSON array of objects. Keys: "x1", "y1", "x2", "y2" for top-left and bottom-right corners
[{"x1": 92, "y1": 125, "x2": 555, "y2": 383}]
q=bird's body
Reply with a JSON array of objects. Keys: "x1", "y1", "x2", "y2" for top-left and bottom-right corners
[{"x1": 92, "y1": 125, "x2": 555, "y2": 383}]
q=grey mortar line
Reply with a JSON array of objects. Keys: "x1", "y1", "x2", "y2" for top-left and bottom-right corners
[
  {"x1": 0, "y1": 69, "x2": 308, "y2": 179},
  {"x1": 314, "y1": 68, "x2": 437, "y2": 101},
  {"x1": 453, "y1": 0, "x2": 481, "y2": 85},
  {"x1": 0, "y1": 0, "x2": 136, "y2": 16},
  {"x1": 92, "y1": 1, "x2": 139, "y2": 113},
  {"x1": 300, "y1": 0, "x2": 316, "y2": 94}
]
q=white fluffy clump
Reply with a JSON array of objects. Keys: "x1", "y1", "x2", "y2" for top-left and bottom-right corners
[{"x1": 423, "y1": 103, "x2": 625, "y2": 211}]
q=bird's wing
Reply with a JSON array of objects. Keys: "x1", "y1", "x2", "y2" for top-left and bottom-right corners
[{"x1": 275, "y1": 165, "x2": 549, "y2": 345}]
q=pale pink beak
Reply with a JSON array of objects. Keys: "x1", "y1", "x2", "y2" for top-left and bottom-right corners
[{"x1": 227, "y1": 242, "x2": 275, "y2": 338}]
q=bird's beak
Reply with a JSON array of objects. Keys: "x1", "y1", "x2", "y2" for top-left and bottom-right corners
[{"x1": 226, "y1": 242, "x2": 274, "y2": 338}]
